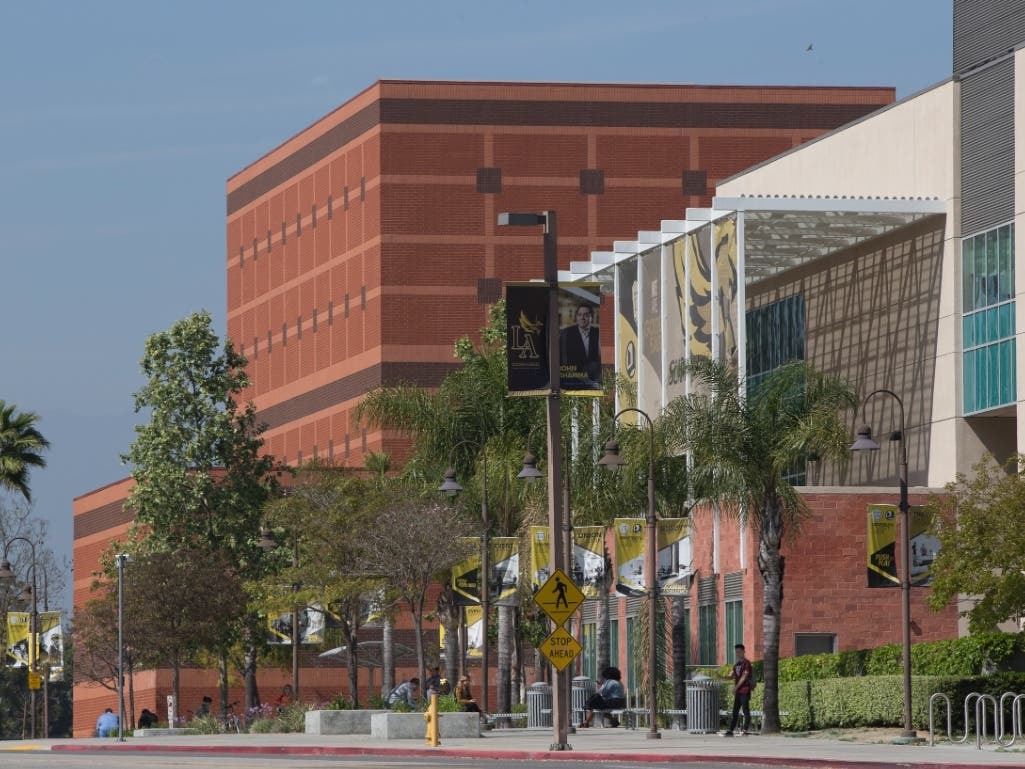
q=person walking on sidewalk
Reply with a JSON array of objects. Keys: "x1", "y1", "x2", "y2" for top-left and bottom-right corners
[{"x1": 721, "y1": 643, "x2": 753, "y2": 736}]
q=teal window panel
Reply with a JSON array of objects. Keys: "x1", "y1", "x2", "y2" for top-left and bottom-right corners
[
  {"x1": 999, "y1": 303, "x2": 1014, "y2": 339},
  {"x1": 698, "y1": 604, "x2": 717, "y2": 666},
  {"x1": 609, "y1": 619, "x2": 619, "y2": 670},
  {"x1": 987, "y1": 307, "x2": 1000, "y2": 345},
  {"x1": 976, "y1": 348, "x2": 987, "y2": 411},
  {"x1": 964, "y1": 349, "x2": 976, "y2": 413},
  {"x1": 582, "y1": 623, "x2": 596, "y2": 681},
  {"x1": 999, "y1": 226, "x2": 1013, "y2": 302},
  {"x1": 986, "y1": 230, "x2": 1000, "y2": 305},
  {"x1": 963, "y1": 237, "x2": 975, "y2": 313},
  {"x1": 988, "y1": 343, "x2": 1000, "y2": 408},
  {"x1": 975, "y1": 313, "x2": 987, "y2": 347},
  {"x1": 963, "y1": 314, "x2": 976, "y2": 348},
  {"x1": 999, "y1": 341, "x2": 1015, "y2": 405},
  {"x1": 975, "y1": 234, "x2": 988, "y2": 309}
]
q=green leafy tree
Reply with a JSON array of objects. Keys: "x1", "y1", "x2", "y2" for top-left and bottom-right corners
[
  {"x1": 261, "y1": 462, "x2": 383, "y2": 706},
  {"x1": 665, "y1": 358, "x2": 856, "y2": 733},
  {"x1": 0, "y1": 402, "x2": 49, "y2": 502},
  {"x1": 360, "y1": 493, "x2": 474, "y2": 696},
  {"x1": 123, "y1": 310, "x2": 281, "y2": 709},
  {"x1": 927, "y1": 454, "x2": 1025, "y2": 632}
]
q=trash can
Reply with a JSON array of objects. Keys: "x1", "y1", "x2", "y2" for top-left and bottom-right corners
[
  {"x1": 527, "y1": 682, "x2": 553, "y2": 728},
  {"x1": 685, "y1": 675, "x2": 721, "y2": 734},
  {"x1": 572, "y1": 676, "x2": 596, "y2": 726}
]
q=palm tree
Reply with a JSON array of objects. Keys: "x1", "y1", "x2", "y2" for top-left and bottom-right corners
[
  {"x1": 665, "y1": 358, "x2": 856, "y2": 733},
  {"x1": 0, "y1": 401, "x2": 50, "y2": 502}
]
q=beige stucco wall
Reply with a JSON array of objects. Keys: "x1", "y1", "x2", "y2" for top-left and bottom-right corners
[{"x1": 719, "y1": 81, "x2": 965, "y2": 486}]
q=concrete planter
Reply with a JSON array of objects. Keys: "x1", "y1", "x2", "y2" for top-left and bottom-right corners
[
  {"x1": 370, "y1": 711, "x2": 481, "y2": 739},
  {"x1": 132, "y1": 727, "x2": 200, "y2": 737},
  {"x1": 304, "y1": 709, "x2": 388, "y2": 735}
]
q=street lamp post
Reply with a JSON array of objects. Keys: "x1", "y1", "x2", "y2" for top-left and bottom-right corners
[
  {"x1": 439, "y1": 454, "x2": 491, "y2": 716},
  {"x1": 498, "y1": 210, "x2": 569, "y2": 751},
  {"x1": 849, "y1": 388, "x2": 915, "y2": 740},
  {"x1": 115, "y1": 553, "x2": 128, "y2": 741},
  {"x1": 598, "y1": 407, "x2": 661, "y2": 740},
  {"x1": 259, "y1": 529, "x2": 301, "y2": 700},
  {"x1": 0, "y1": 537, "x2": 39, "y2": 738}
]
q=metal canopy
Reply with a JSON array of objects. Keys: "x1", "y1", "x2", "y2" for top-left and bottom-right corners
[
  {"x1": 713, "y1": 196, "x2": 946, "y2": 282},
  {"x1": 570, "y1": 198, "x2": 946, "y2": 285}
]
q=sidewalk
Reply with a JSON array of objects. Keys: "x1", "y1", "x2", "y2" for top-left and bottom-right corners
[{"x1": 1, "y1": 726, "x2": 1018, "y2": 768}]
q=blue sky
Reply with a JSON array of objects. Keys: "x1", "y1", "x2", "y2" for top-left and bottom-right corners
[{"x1": 0, "y1": 0, "x2": 953, "y2": 609}]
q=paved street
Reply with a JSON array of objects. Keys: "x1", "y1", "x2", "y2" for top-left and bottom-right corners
[{"x1": 0, "y1": 726, "x2": 1021, "y2": 769}]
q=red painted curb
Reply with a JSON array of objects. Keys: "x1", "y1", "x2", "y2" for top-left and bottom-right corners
[{"x1": 49, "y1": 742, "x2": 1008, "y2": 769}]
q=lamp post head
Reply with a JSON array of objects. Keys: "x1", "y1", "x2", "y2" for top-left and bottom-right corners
[
  {"x1": 517, "y1": 451, "x2": 544, "y2": 482},
  {"x1": 497, "y1": 212, "x2": 546, "y2": 228},
  {"x1": 0, "y1": 560, "x2": 15, "y2": 583},
  {"x1": 597, "y1": 438, "x2": 627, "y2": 470},
  {"x1": 18, "y1": 584, "x2": 32, "y2": 604},
  {"x1": 438, "y1": 467, "x2": 464, "y2": 497},
  {"x1": 258, "y1": 529, "x2": 279, "y2": 552},
  {"x1": 849, "y1": 424, "x2": 881, "y2": 452}
]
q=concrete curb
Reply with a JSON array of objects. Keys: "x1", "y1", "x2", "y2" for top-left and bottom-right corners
[{"x1": 49, "y1": 741, "x2": 1013, "y2": 769}]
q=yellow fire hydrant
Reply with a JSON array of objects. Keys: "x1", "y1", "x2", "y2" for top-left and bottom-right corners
[{"x1": 424, "y1": 693, "x2": 441, "y2": 746}]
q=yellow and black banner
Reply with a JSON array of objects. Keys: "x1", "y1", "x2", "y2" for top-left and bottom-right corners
[
  {"x1": 530, "y1": 526, "x2": 551, "y2": 593},
  {"x1": 687, "y1": 229, "x2": 712, "y2": 360},
  {"x1": 713, "y1": 215, "x2": 738, "y2": 364},
  {"x1": 867, "y1": 504, "x2": 939, "y2": 587},
  {"x1": 6, "y1": 612, "x2": 30, "y2": 667},
  {"x1": 266, "y1": 602, "x2": 340, "y2": 645},
  {"x1": 451, "y1": 537, "x2": 520, "y2": 606},
  {"x1": 657, "y1": 518, "x2": 692, "y2": 595},
  {"x1": 571, "y1": 526, "x2": 606, "y2": 598},
  {"x1": 617, "y1": 260, "x2": 639, "y2": 406},
  {"x1": 614, "y1": 518, "x2": 645, "y2": 597},
  {"x1": 666, "y1": 238, "x2": 687, "y2": 402}
]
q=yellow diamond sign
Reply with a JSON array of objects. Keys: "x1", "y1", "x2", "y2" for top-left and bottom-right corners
[
  {"x1": 539, "y1": 627, "x2": 582, "y2": 671},
  {"x1": 534, "y1": 567, "x2": 585, "y2": 626}
]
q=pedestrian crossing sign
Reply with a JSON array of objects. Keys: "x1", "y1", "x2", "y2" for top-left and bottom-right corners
[{"x1": 534, "y1": 567, "x2": 584, "y2": 626}]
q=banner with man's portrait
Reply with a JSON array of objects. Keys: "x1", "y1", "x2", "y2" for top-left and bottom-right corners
[{"x1": 506, "y1": 282, "x2": 603, "y2": 396}]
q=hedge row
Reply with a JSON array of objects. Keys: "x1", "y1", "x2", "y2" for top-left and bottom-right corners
[
  {"x1": 776, "y1": 632, "x2": 1025, "y2": 682},
  {"x1": 733, "y1": 672, "x2": 1025, "y2": 731}
]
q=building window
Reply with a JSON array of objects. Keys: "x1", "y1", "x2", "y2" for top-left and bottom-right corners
[
  {"x1": 345, "y1": 293, "x2": 350, "y2": 318},
  {"x1": 327, "y1": 195, "x2": 333, "y2": 219},
  {"x1": 746, "y1": 294, "x2": 805, "y2": 392},
  {"x1": 281, "y1": 322, "x2": 287, "y2": 346},
  {"x1": 724, "y1": 600, "x2": 743, "y2": 656},
  {"x1": 794, "y1": 633, "x2": 836, "y2": 656},
  {"x1": 582, "y1": 623, "x2": 596, "y2": 681},
  {"x1": 344, "y1": 185, "x2": 349, "y2": 210},
  {"x1": 698, "y1": 604, "x2": 717, "y2": 666},
  {"x1": 345, "y1": 432, "x2": 350, "y2": 458},
  {"x1": 296, "y1": 212, "x2": 302, "y2": 236},
  {"x1": 360, "y1": 176, "x2": 365, "y2": 201},
  {"x1": 328, "y1": 300, "x2": 334, "y2": 325},
  {"x1": 239, "y1": 244, "x2": 244, "y2": 267},
  {"x1": 361, "y1": 285, "x2": 366, "y2": 310},
  {"x1": 253, "y1": 237, "x2": 258, "y2": 261},
  {"x1": 297, "y1": 449, "x2": 303, "y2": 465},
  {"x1": 609, "y1": 618, "x2": 619, "y2": 670},
  {"x1": 329, "y1": 438, "x2": 334, "y2": 462},
  {"x1": 963, "y1": 223, "x2": 1016, "y2": 414},
  {"x1": 267, "y1": 229, "x2": 272, "y2": 253},
  {"x1": 282, "y1": 221, "x2": 287, "y2": 244},
  {"x1": 296, "y1": 315, "x2": 302, "y2": 340},
  {"x1": 312, "y1": 308, "x2": 318, "y2": 332},
  {"x1": 361, "y1": 428, "x2": 367, "y2": 454},
  {"x1": 626, "y1": 616, "x2": 640, "y2": 691},
  {"x1": 311, "y1": 203, "x2": 317, "y2": 228},
  {"x1": 267, "y1": 330, "x2": 272, "y2": 353},
  {"x1": 252, "y1": 337, "x2": 258, "y2": 359},
  {"x1": 477, "y1": 277, "x2": 501, "y2": 304}
]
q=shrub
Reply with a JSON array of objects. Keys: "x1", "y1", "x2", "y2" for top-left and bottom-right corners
[
  {"x1": 249, "y1": 716, "x2": 274, "y2": 733},
  {"x1": 275, "y1": 702, "x2": 312, "y2": 733},
  {"x1": 189, "y1": 714, "x2": 222, "y2": 734},
  {"x1": 326, "y1": 693, "x2": 353, "y2": 710}
]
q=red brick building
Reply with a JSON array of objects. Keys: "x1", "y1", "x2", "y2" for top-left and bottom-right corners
[
  {"x1": 224, "y1": 80, "x2": 894, "y2": 466},
  {"x1": 73, "y1": 80, "x2": 896, "y2": 736}
]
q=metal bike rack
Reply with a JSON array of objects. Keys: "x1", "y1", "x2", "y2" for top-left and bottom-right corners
[
  {"x1": 952, "y1": 692, "x2": 982, "y2": 745},
  {"x1": 997, "y1": 692, "x2": 1025, "y2": 747},
  {"x1": 974, "y1": 693, "x2": 998, "y2": 749},
  {"x1": 928, "y1": 692, "x2": 952, "y2": 746}
]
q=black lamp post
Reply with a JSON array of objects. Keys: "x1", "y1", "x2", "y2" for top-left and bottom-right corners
[
  {"x1": 598, "y1": 407, "x2": 661, "y2": 740},
  {"x1": 115, "y1": 553, "x2": 128, "y2": 741},
  {"x1": 259, "y1": 528, "x2": 301, "y2": 700},
  {"x1": 438, "y1": 455, "x2": 490, "y2": 716},
  {"x1": 849, "y1": 388, "x2": 915, "y2": 740},
  {"x1": 0, "y1": 538, "x2": 39, "y2": 738},
  {"x1": 498, "y1": 209, "x2": 569, "y2": 750}
]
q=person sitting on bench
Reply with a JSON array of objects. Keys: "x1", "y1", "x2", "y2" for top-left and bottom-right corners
[{"x1": 581, "y1": 666, "x2": 626, "y2": 727}]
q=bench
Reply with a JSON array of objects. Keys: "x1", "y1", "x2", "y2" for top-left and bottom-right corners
[
  {"x1": 484, "y1": 712, "x2": 528, "y2": 728},
  {"x1": 575, "y1": 707, "x2": 640, "y2": 730},
  {"x1": 659, "y1": 708, "x2": 787, "y2": 731}
]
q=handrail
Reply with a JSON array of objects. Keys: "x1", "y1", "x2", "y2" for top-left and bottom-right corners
[
  {"x1": 974, "y1": 694, "x2": 998, "y2": 749},
  {"x1": 928, "y1": 692, "x2": 951, "y2": 746}
]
